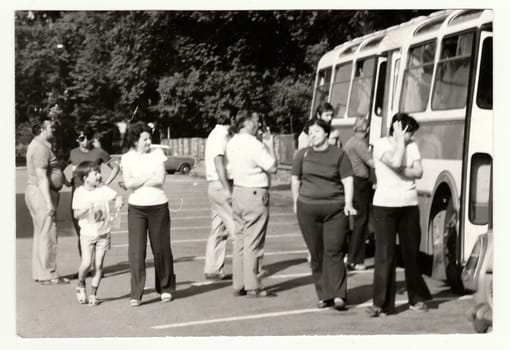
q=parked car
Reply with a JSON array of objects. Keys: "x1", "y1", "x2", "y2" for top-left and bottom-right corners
[
  {"x1": 150, "y1": 144, "x2": 195, "y2": 174},
  {"x1": 462, "y1": 229, "x2": 493, "y2": 333},
  {"x1": 462, "y1": 173, "x2": 492, "y2": 333}
]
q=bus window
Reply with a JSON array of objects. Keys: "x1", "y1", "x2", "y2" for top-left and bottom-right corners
[
  {"x1": 477, "y1": 37, "x2": 493, "y2": 109},
  {"x1": 374, "y1": 61, "x2": 387, "y2": 116},
  {"x1": 313, "y1": 68, "x2": 332, "y2": 114},
  {"x1": 330, "y1": 62, "x2": 352, "y2": 118},
  {"x1": 469, "y1": 153, "x2": 491, "y2": 225},
  {"x1": 400, "y1": 41, "x2": 436, "y2": 113},
  {"x1": 432, "y1": 32, "x2": 474, "y2": 110},
  {"x1": 348, "y1": 58, "x2": 375, "y2": 118}
]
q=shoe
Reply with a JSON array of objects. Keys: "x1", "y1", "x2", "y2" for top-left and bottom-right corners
[
  {"x1": 204, "y1": 273, "x2": 232, "y2": 281},
  {"x1": 233, "y1": 288, "x2": 247, "y2": 297},
  {"x1": 161, "y1": 292, "x2": 173, "y2": 303},
  {"x1": 409, "y1": 301, "x2": 428, "y2": 312},
  {"x1": 76, "y1": 286, "x2": 87, "y2": 304},
  {"x1": 40, "y1": 277, "x2": 70, "y2": 285},
  {"x1": 246, "y1": 288, "x2": 277, "y2": 298},
  {"x1": 88, "y1": 295, "x2": 100, "y2": 307},
  {"x1": 333, "y1": 297, "x2": 347, "y2": 311},
  {"x1": 348, "y1": 263, "x2": 367, "y2": 271},
  {"x1": 317, "y1": 299, "x2": 333, "y2": 308},
  {"x1": 129, "y1": 299, "x2": 141, "y2": 307},
  {"x1": 366, "y1": 305, "x2": 388, "y2": 318},
  {"x1": 257, "y1": 268, "x2": 269, "y2": 278}
]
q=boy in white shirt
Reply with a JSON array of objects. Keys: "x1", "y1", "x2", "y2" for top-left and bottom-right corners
[{"x1": 72, "y1": 161, "x2": 123, "y2": 306}]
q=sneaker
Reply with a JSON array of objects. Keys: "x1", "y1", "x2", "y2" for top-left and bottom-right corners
[
  {"x1": 233, "y1": 288, "x2": 247, "y2": 297},
  {"x1": 129, "y1": 299, "x2": 141, "y2": 307},
  {"x1": 366, "y1": 305, "x2": 388, "y2": 318},
  {"x1": 246, "y1": 288, "x2": 277, "y2": 298},
  {"x1": 317, "y1": 299, "x2": 333, "y2": 308},
  {"x1": 333, "y1": 297, "x2": 347, "y2": 311},
  {"x1": 76, "y1": 286, "x2": 87, "y2": 304},
  {"x1": 348, "y1": 263, "x2": 367, "y2": 271},
  {"x1": 88, "y1": 295, "x2": 100, "y2": 307},
  {"x1": 409, "y1": 301, "x2": 428, "y2": 312},
  {"x1": 161, "y1": 292, "x2": 173, "y2": 303}
]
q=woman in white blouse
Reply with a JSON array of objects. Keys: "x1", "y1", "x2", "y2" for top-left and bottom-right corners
[{"x1": 120, "y1": 122, "x2": 175, "y2": 306}]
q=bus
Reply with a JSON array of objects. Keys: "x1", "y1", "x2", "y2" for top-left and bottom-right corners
[{"x1": 310, "y1": 9, "x2": 493, "y2": 291}]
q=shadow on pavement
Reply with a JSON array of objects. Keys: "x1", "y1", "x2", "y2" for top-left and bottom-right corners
[
  {"x1": 263, "y1": 258, "x2": 307, "y2": 277},
  {"x1": 175, "y1": 280, "x2": 232, "y2": 299},
  {"x1": 16, "y1": 192, "x2": 75, "y2": 239},
  {"x1": 266, "y1": 275, "x2": 313, "y2": 293}
]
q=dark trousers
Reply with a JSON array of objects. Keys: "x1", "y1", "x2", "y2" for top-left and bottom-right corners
[
  {"x1": 128, "y1": 203, "x2": 176, "y2": 300},
  {"x1": 348, "y1": 176, "x2": 373, "y2": 265},
  {"x1": 296, "y1": 199, "x2": 349, "y2": 301},
  {"x1": 372, "y1": 205, "x2": 432, "y2": 312}
]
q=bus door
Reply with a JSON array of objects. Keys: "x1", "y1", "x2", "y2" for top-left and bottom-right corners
[
  {"x1": 370, "y1": 49, "x2": 400, "y2": 144},
  {"x1": 460, "y1": 29, "x2": 493, "y2": 262},
  {"x1": 368, "y1": 55, "x2": 387, "y2": 145}
]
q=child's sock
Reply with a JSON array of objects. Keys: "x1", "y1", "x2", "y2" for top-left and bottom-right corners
[{"x1": 78, "y1": 280, "x2": 86, "y2": 288}]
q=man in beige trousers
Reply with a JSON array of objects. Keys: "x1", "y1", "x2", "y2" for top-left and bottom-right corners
[{"x1": 203, "y1": 106, "x2": 235, "y2": 280}]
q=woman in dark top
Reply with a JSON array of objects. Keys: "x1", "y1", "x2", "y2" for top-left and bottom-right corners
[
  {"x1": 64, "y1": 127, "x2": 120, "y2": 257},
  {"x1": 291, "y1": 118, "x2": 357, "y2": 310}
]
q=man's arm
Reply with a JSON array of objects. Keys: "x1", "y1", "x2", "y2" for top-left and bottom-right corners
[
  {"x1": 35, "y1": 167, "x2": 55, "y2": 216},
  {"x1": 214, "y1": 155, "x2": 232, "y2": 194},
  {"x1": 291, "y1": 175, "x2": 300, "y2": 214}
]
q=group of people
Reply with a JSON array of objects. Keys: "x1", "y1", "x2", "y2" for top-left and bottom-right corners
[
  {"x1": 291, "y1": 102, "x2": 432, "y2": 316},
  {"x1": 25, "y1": 118, "x2": 175, "y2": 307},
  {"x1": 25, "y1": 103, "x2": 432, "y2": 315}
]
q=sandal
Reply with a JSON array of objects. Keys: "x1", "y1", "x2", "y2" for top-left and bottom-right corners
[
  {"x1": 40, "y1": 277, "x2": 70, "y2": 285},
  {"x1": 88, "y1": 295, "x2": 100, "y2": 307},
  {"x1": 76, "y1": 287, "x2": 87, "y2": 304}
]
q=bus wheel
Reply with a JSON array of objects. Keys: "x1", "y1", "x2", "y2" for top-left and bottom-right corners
[{"x1": 431, "y1": 197, "x2": 465, "y2": 294}]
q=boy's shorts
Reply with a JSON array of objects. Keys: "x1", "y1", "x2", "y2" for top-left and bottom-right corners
[{"x1": 80, "y1": 233, "x2": 111, "y2": 255}]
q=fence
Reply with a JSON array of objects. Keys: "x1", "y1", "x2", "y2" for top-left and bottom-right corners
[{"x1": 164, "y1": 134, "x2": 296, "y2": 166}]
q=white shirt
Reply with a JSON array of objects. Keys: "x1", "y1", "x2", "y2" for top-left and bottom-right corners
[
  {"x1": 120, "y1": 148, "x2": 168, "y2": 206},
  {"x1": 72, "y1": 185, "x2": 117, "y2": 237},
  {"x1": 372, "y1": 137, "x2": 421, "y2": 207},
  {"x1": 205, "y1": 124, "x2": 230, "y2": 181},
  {"x1": 226, "y1": 133, "x2": 275, "y2": 188}
]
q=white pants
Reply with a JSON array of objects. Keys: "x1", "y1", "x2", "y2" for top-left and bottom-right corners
[{"x1": 204, "y1": 181, "x2": 234, "y2": 274}]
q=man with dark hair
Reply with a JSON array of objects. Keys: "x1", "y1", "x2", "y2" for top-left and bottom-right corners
[
  {"x1": 203, "y1": 105, "x2": 235, "y2": 280},
  {"x1": 25, "y1": 116, "x2": 69, "y2": 285},
  {"x1": 343, "y1": 118, "x2": 374, "y2": 271}
]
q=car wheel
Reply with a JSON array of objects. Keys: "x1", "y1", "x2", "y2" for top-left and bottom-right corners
[{"x1": 179, "y1": 163, "x2": 191, "y2": 175}]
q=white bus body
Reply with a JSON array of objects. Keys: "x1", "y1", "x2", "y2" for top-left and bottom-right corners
[{"x1": 310, "y1": 9, "x2": 493, "y2": 290}]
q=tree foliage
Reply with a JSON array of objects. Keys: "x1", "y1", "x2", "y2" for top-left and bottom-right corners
[{"x1": 15, "y1": 10, "x2": 432, "y2": 155}]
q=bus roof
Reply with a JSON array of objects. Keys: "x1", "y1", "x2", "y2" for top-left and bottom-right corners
[{"x1": 317, "y1": 9, "x2": 492, "y2": 70}]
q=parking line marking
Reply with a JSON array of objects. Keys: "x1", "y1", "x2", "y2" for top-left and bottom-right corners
[
  {"x1": 151, "y1": 293, "x2": 474, "y2": 330},
  {"x1": 151, "y1": 308, "x2": 325, "y2": 330},
  {"x1": 110, "y1": 222, "x2": 297, "y2": 235}
]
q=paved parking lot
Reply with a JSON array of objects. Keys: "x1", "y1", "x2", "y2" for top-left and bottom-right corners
[{"x1": 15, "y1": 167, "x2": 479, "y2": 338}]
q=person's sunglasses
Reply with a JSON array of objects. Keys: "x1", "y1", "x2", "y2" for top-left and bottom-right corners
[{"x1": 77, "y1": 135, "x2": 88, "y2": 142}]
